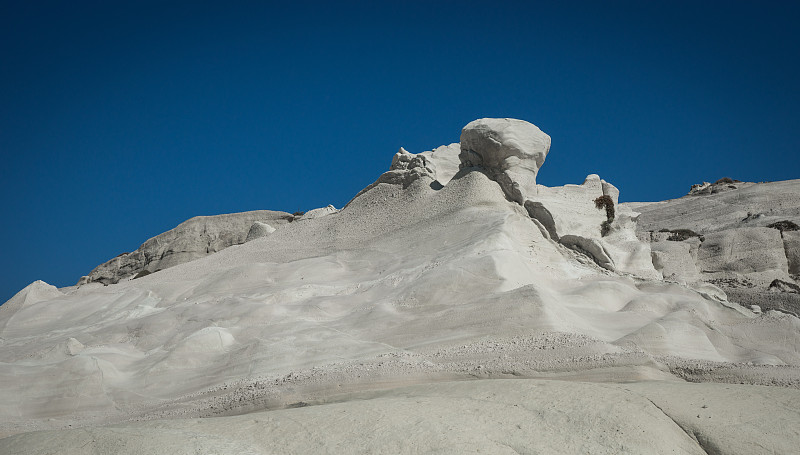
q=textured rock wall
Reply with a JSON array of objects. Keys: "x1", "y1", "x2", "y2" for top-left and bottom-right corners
[
  {"x1": 624, "y1": 179, "x2": 800, "y2": 314},
  {"x1": 80, "y1": 210, "x2": 290, "y2": 285},
  {"x1": 697, "y1": 227, "x2": 788, "y2": 274}
]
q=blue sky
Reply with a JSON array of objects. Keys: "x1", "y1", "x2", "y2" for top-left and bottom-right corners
[{"x1": 2, "y1": 1, "x2": 799, "y2": 302}]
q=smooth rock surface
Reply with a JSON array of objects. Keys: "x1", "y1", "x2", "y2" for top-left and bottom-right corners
[
  {"x1": 2, "y1": 120, "x2": 799, "y2": 452},
  {"x1": 785, "y1": 230, "x2": 800, "y2": 275},
  {"x1": 420, "y1": 143, "x2": 460, "y2": 185},
  {"x1": 627, "y1": 179, "x2": 800, "y2": 234},
  {"x1": 296, "y1": 204, "x2": 338, "y2": 221},
  {"x1": 625, "y1": 180, "x2": 800, "y2": 315},
  {"x1": 459, "y1": 118, "x2": 551, "y2": 204},
  {"x1": 698, "y1": 227, "x2": 788, "y2": 274},
  {"x1": 650, "y1": 240, "x2": 700, "y2": 283},
  {"x1": 244, "y1": 221, "x2": 277, "y2": 242}
]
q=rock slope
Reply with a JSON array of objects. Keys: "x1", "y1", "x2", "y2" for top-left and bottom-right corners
[
  {"x1": 1, "y1": 119, "x2": 799, "y2": 453},
  {"x1": 78, "y1": 210, "x2": 293, "y2": 285},
  {"x1": 625, "y1": 178, "x2": 800, "y2": 315},
  {"x1": 78, "y1": 206, "x2": 344, "y2": 286}
]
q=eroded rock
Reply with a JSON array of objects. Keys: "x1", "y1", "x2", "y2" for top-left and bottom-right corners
[
  {"x1": 420, "y1": 143, "x2": 460, "y2": 186},
  {"x1": 289, "y1": 205, "x2": 339, "y2": 222},
  {"x1": 459, "y1": 118, "x2": 551, "y2": 204},
  {"x1": 698, "y1": 227, "x2": 788, "y2": 274},
  {"x1": 245, "y1": 221, "x2": 277, "y2": 242},
  {"x1": 81, "y1": 211, "x2": 291, "y2": 285},
  {"x1": 784, "y1": 231, "x2": 800, "y2": 275}
]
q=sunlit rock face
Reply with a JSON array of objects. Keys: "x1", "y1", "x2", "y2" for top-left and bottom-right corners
[
  {"x1": 346, "y1": 147, "x2": 439, "y2": 205},
  {"x1": 384, "y1": 147, "x2": 438, "y2": 187},
  {"x1": 457, "y1": 118, "x2": 656, "y2": 278},
  {"x1": 626, "y1": 178, "x2": 800, "y2": 314},
  {"x1": 459, "y1": 118, "x2": 551, "y2": 204},
  {"x1": 698, "y1": 227, "x2": 788, "y2": 274},
  {"x1": 3, "y1": 118, "x2": 800, "y2": 452},
  {"x1": 79, "y1": 211, "x2": 291, "y2": 285},
  {"x1": 245, "y1": 221, "x2": 276, "y2": 242}
]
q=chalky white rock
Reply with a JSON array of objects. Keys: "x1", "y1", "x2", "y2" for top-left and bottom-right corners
[{"x1": 1, "y1": 119, "x2": 799, "y2": 453}]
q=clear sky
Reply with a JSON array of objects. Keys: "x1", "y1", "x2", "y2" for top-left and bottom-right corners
[{"x1": 2, "y1": 1, "x2": 799, "y2": 303}]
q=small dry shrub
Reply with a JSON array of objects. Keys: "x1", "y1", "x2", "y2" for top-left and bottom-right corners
[
  {"x1": 665, "y1": 229, "x2": 703, "y2": 242},
  {"x1": 594, "y1": 195, "x2": 615, "y2": 221},
  {"x1": 594, "y1": 195, "x2": 615, "y2": 236}
]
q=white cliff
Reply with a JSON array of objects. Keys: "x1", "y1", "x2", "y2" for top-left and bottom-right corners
[{"x1": 2, "y1": 119, "x2": 799, "y2": 453}]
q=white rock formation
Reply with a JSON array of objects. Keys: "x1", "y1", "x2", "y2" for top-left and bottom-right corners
[
  {"x1": 625, "y1": 179, "x2": 800, "y2": 314},
  {"x1": 380, "y1": 147, "x2": 437, "y2": 186},
  {"x1": 420, "y1": 143, "x2": 460, "y2": 185},
  {"x1": 650, "y1": 240, "x2": 701, "y2": 283},
  {"x1": 459, "y1": 118, "x2": 551, "y2": 204},
  {"x1": 698, "y1": 227, "x2": 788, "y2": 274},
  {"x1": 456, "y1": 120, "x2": 656, "y2": 278},
  {"x1": 628, "y1": 179, "x2": 800, "y2": 234},
  {"x1": 244, "y1": 221, "x2": 276, "y2": 242},
  {"x1": 785, "y1": 230, "x2": 800, "y2": 274},
  {"x1": 1, "y1": 119, "x2": 799, "y2": 452},
  {"x1": 79, "y1": 210, "x2": 291, "y2": 285},
  {"x1": 346, "y1": 147, "x2": 438, "y2": 205},
  {"x1": 296, "y1": 204, "x2": 338, "y2": 220}
]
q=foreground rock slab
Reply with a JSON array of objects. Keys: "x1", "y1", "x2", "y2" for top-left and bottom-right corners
[{"x1": 2, "y1": 378, "x2": 797, "y2": 455}]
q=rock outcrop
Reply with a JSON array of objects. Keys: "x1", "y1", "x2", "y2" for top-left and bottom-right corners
[
  {"x1": 296, "y1": 205, "x2": 338, "y2": 221},
  {"x1": 698, "y1": 227, "x2": 788, "y2": 274},
  {"x1": 650, "y1": 240, "x2": 701, "y2": 283},
  {"x1": 4, "y1": 118, "x2": 800, "y2": 450},
  {"x1": 380, "y1": 147, "x2": 437, "y2": 186},
  {"x1": 245, "y1": 221, "x2": 277, "y2": 242},
  {"x1": 80, "y1": 210, "x2": 291, "y2": 285},
  {"x1": 346, "y1": 147, "x2": 438, "y2": 206},
  {"x1": 784, "y1": 231, "x2": 800, "y2": 275},
  {"x1": 625, "y1": 179, "x2": 800, "y2": 314},
  {"x1": 420, "y1": 143, "x2": 460, "y2": 185},
  {"x1": 456, "y1": 119, "x2": 657, "y2": 279},
  {"x1": 459, "y1": 118, "x2": 551, "y2": 204}
]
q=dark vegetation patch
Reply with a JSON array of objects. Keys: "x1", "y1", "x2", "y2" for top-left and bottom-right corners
[
  {"x1": 713, "y1": 177, "x2": 741, "y2": 185},
  {"x1": 707, "y1": 277, "x2": 755, "y2": 289},
  {"x1": 741, "y1": 212, "x2": 764, "y2": 222},
  {"x1": 767, "y1": 220, "x2": 800, "y2": 233},
  {"x1": 659, "y1": 228, "x2": 704, "y2": 242},
  {"x1": 769, "y1": 279, "x2": 800, "y2": 293},
  {"x1": 594, "y1": 195, "x2": 615, "y2": 236}
]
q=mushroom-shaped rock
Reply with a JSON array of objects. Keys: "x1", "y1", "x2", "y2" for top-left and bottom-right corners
[{"x1": 459, "y1": 118, "x2": 551, "y2": 204}]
